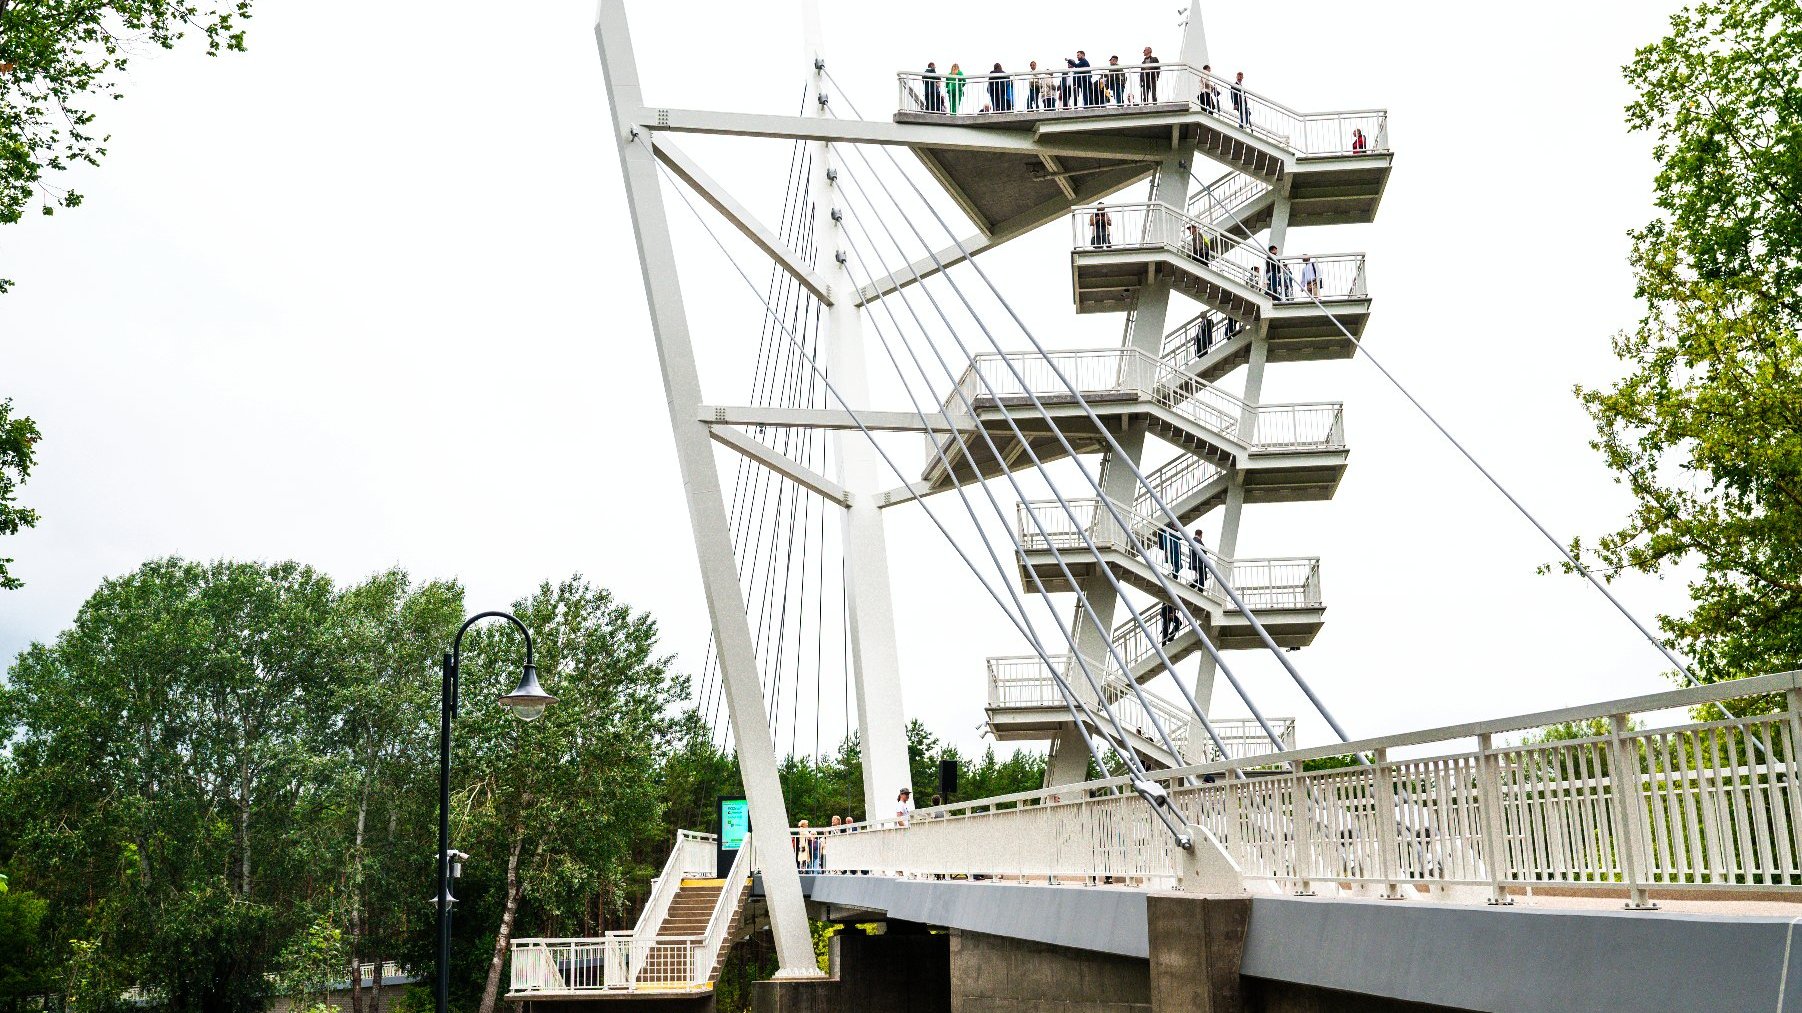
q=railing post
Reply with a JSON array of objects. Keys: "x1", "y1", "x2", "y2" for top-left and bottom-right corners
[
  {"x1": 1607, "y1": 712, "x2": 1658, "y2": 910},
  {"x1": 1371, "y1": 747, "x2": 1403, "y2": 899},
  {"x1": 1474, "y1": 733, "x2": 1513, "y2": 906},
  {"x1": 1290, "y1": 776, "x2": 1316, "y2": 896}
]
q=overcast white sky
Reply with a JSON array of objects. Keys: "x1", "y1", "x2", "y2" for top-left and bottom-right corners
[{"x1": 1, "y1": 1, "x2": 1700, "y2": 762}]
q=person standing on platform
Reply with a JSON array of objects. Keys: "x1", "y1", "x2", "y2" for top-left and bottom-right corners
[
  {"x1": 1105, "y1": 55, "x2": 1127, "y2": 105},
  {"x1": 1089, "y1": 203, "x2": 1113, "y2": 247},
  {"x1": 1027, "y1": 60, "x2": 1046, "y2": 110},
  {"x1": 1352, "y1": 127, "x2": 1368, "y2": 152},
  {"x1": 946, "y1": 63, "x2": 966, "y2": 114},
  {"x1": 1231, "y1": 71, "x2": 1250, "y2": 128},
  {"x1": 988, "y1": 63, "x2": 1015, "y2": 112},
  {"x1": 1069, "y1": 51, "x2": 1093, "y2": 106},
  {"x1": 1266, "y1": 244, "x2": 1283, "y2": 299},
  {"x1": 1161, "y1": 600, "x2": 1180, "y2": 645},
  {"x1": 1140, "y1": 46, "x2": 1161, "y2": 102},
  {"x1": 1186, "y1": 223, "x2": 1211, "y2": 263},
  {"x1": 895, "y1": 787, "x2": 915, "y2": 826},
  {"x1": 923, "y1": 62, "x2": 944, "y2": 112},
  {"x1": 1300, "y1": 254, "x2": 1320, "y2": 299}
]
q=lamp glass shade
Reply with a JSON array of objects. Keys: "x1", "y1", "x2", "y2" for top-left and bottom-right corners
[{"x1": 499, "y1": 664, "x2": 556, "y2": 722}]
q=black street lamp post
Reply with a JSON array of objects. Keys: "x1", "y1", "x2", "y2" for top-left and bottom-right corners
[{"x1": 437, "y1": 611, "x2": 557, "y2": 1013}]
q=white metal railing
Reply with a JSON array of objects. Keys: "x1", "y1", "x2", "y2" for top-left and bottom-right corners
[
  {"x1": 1015, "y1": 496, "x2": 1323, "y2": 609},
  {"x1": 810, "y1": 670, "x2": 1802, "y2": 904},
  {"x1": 1187, "y1": 169, "x2": 1270, "y2": 226},
  {"x1": 691, "y1": 831, "x2": 753, "y2": 982},
  {"x1": 940, "y1": 346, "x2": 1344, "y2": 452},
  {"x1": 1133, "y1": 454, "x2": 1225, "y2": 520},
  {"x1": 509, "y1": 937, "x2": 702, "y2": 994},
  {"x1": 1072, "y1": 202, "x2": 1369, "y2": 306},
  {"x1": 1160, "y1": 308, "x2": 1245, "y2": 373},
  {"x1": 628, "y1": 830, "x2": 715, "y2": 977},
  {"x1": 510, "y1": 830, "x2": 721, "y2": 995},
  {"x1": 896, "y1": 64, "x2": 1389, "y2": 156}
]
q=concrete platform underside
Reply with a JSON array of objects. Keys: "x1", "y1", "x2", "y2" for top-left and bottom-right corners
[{"x1": 784, "y1": 876, "x2": 1802, "y2": 1012}]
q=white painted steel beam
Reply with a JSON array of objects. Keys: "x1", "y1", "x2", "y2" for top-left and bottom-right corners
[
  {"x1": 650, "y1": 136, "x2": 835, "y2": 306},
  {"x1": 706, "y1": 425, "x2": 852, "y2": 508},
  {"x1": 855, "y1": 163, "x2": 1153, "y2": 306},
  {"x1": 594, "y1": 0, "x2": 819, "y2": 977},
  {"x1": 699, "y1": 404, "x2": 972, "y2": 435},
  {"x1": 637, "y1": 107, "x2": 1170, "y2": 161}
]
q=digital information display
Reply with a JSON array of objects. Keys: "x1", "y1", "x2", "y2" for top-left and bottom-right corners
[{"x1": 719, "y1": 797, "x2": 750, "y2": 850}]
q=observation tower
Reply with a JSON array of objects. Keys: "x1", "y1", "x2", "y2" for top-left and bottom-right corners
[{"x1": 592, "y1": 0, "x2": 1389, "y2": 981}]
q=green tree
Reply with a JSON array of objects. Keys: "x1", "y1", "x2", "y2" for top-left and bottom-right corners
[
  {"x1": 322, "y1": 570, "x2": 463, "y2": 1013},
  {"x1": 0, "y1": 0, "x2": 250, "y2": 254},
  {"x1": 1570, "y1": 0, "x2": 1802, "y2": 689},
  {"x1": 447, "y1": 576, "x2": 685, "y2": 1013},
  {"x1": 0, "y1": 398, "x2": 38, "y2": 590},
  {"x1": 0, "y1": 557, "x2": 340, "y2": 1012}
]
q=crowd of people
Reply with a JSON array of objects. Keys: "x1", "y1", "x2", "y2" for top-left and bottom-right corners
[
  {"x1": 918, "y1": 48, "x2": 1176, "y2": 114},
  {"x1": 1081, "y1": 203, "x2": 1330, "y2": 305},
  {"x1": 915, "y1": 54, "x2": 1277, "y2": 129},
  {"x1": 791, "y1": 787, "x2": 944, "y2": 872}
]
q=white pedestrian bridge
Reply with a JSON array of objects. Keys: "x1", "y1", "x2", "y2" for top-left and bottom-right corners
[{"x1": 510, "y1": 670, "x2": 1802, "y2": 1006}]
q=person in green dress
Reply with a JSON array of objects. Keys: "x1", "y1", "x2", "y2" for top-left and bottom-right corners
[{"x1": 946, "y1": 63, "x2": 966, "y2": 114}]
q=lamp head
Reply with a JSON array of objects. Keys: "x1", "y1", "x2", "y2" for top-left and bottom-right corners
[{"x1": 499, "y1": 663, "x2": 556, "y2": 722}]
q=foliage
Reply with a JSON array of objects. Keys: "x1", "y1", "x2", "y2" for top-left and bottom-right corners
[
  {"x1": 0, "y1": 555, "x2": 1049, "y2": 1008},
  {"x1": 1568, "y1": 0, "x2": 1802, "y2": 689},
  {"x1": 0, "y1": 398, "x2": 38, "y2": 590},
  {"x1": 0, "y1": 0, "x2": 251, "y2": 259},
  {"x1": 269, "y1": 917, "x2": 346, "y2": 1013},
  {"x1": 0, "y1": 878, "x2": 53, "y2": 1001}
]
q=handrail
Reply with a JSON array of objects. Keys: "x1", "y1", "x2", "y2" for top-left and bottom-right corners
[
  {"x1": 627, "y1": 830, "x2": 714, "y2": 978},
  {"x1": 808, "y1": 671, "x2": 1802, "y2": 901},
  {"x1": 1186, "y1": 169, "x2": 1270, "y2": 224},
  {"x1": 1015, "y1": 495, "x2": 1323, "y2": 611},
  {"x1": 1071, "y1": 202, "x2": 1370, "y2": 306},
  {"x1": 986, "y1": 656, "x2": 1296, "y2": 765},
  {"x1": 896, "y1": 64, "x2": 1389, "y2": 156},
  {"x1": 691, "y1": 831, "x2": 752, "y2": 983},
  {"x1": 941, "y1": 345, "x2": 1346, "y2": 452}
]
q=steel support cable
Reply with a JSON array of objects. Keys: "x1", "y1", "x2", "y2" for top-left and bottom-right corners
[
  {"x1": 831, "y1": 136, "x2": 1319, "y2": 752},
  {"x1": 808, "y1": 178, "x2": 1165, "y2": 782},
  {"x1": 1188, "y1": 175, "x2": 1711, "y2": 702},
  {"x1": 650, "y1": 160, "x2": 1154, "y2": 804},
  {"x1": 746, "y1": 199, "x2": 817, "y2": 738},
  {"x1": 830, "y1": 147, "x2": 1288, "y2": 758},
  {"x1": 814, "y1": 77, "x2": 1315, "y2": 751},
  {"x1": 819, "y1": 109, "x2": 1326, "y2": 757},
  {"x1": 702, "y1": 128, "x2": 815, "y2": 741},
  {"x1": 831, "y1": 174, "x2": 1244, "y2": 772},
  {"x1": 830, "y1": 193, "x2": 1191, "y2": 780}
]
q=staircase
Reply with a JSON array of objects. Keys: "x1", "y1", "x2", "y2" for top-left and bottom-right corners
[{"x1": 508, "y1": 830, "x2": 754, "y2": 997}]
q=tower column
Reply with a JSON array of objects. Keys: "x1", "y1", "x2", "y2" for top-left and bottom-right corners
[
  {"x1": 804, "y1": 3, "x2": 912, "y2": 818},
  {"x1": 1046, "y1": 19, "x2": 1209, "y2": 785}
]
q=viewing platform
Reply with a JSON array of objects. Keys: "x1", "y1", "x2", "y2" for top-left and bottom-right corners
[
  {"x1": 919, "y1": 347, "x2": 1348, "y2": 494},
  {"x1": 985, "y1": 654, "x2": 1297, "y2": 768},
  {"x1": 1014, "y1": 497, "x2": 1326, "y2": 649},
  {"x1": 1070, "y1": 203, "x2": 1373, "y2": 334},
  {"x1": 880, "y1": 65, "x2": 1391, "y2": 256}
]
